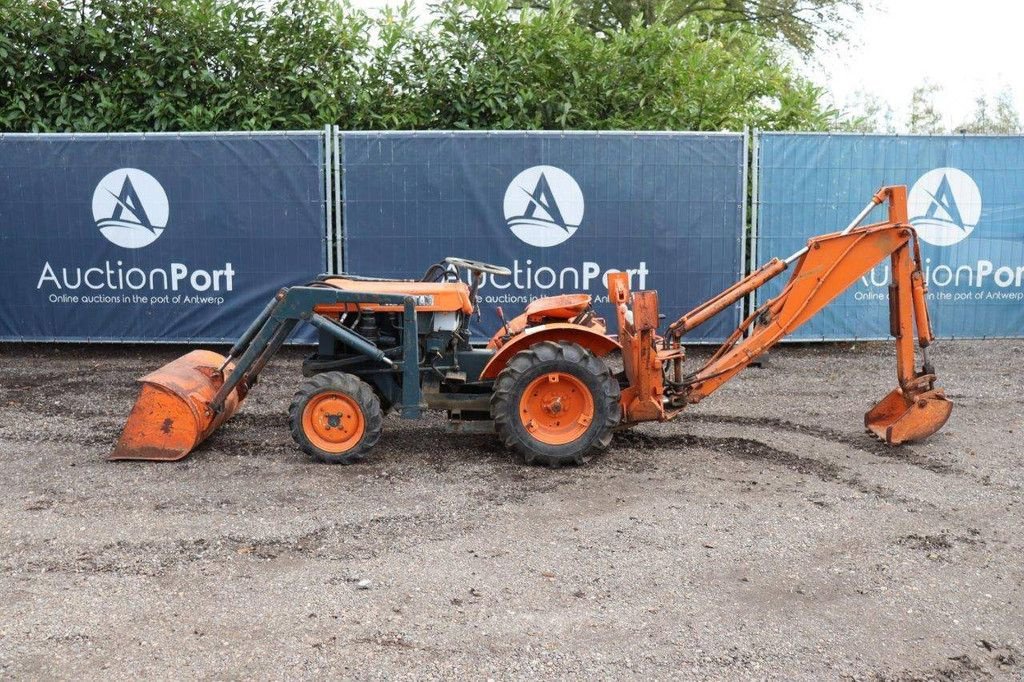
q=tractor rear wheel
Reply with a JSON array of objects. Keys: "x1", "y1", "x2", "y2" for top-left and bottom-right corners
[
  {"x1": 289, "y1": 372, "x2": 383, "y2": 464},
  {"x1": 490, "y1": 341, "x2": 621, "y2": 467}
]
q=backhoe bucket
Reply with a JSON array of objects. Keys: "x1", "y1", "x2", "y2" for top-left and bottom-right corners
[
  {"x1": 865, "y1": 387, "x2": 952, "y2": 445},
  {"x1": 110, "y1": 350, "x2": 246, "y2": 461}
]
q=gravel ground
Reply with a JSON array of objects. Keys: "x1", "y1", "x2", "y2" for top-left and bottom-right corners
[{"x1": 0, "y1": 340, "x2": 1022, "y2": 680}]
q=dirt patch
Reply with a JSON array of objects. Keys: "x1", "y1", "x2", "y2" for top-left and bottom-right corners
[
  {"x1": 0, "y1": 340, "x2": 1021, "y2": 679},
  {"x1": 899, "y1": 532, "x2": 955, "y2": 551},
  {"x1": 619, "y1": 430, "x2": 845, "y2": 480},
  {"x1": 691, "y1": 413, "x2": 957, "y2": 475}
]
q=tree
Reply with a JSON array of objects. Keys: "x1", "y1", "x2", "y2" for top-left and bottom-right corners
[
  {"x1": 836, "y1": 90, "x2": 895, "y2": 133},
  {"x1": 0, "y1": 0, "x2": 839, "y2": 133},
  {"x1": 394, "y1": 0, "x2": 837, "y2": 131},
  {"x1": 907, "y1": 82, "x2": 943, "y2": 134},
  {"x1": 0, "y1": 0, "x2": 369, "y2": 131},
  {"x1": 956, "y1": 88, "x2": 1021, "y2": 134},
  {"x1": 525, "y1": 0, "x2": 861, "y2": 53}
]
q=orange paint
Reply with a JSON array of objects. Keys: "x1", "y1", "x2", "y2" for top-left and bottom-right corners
[
  {"x1": 487, "y1": 293, "x2": 599, "y2": 349},
  {"x1": 611, "y1": 185, "x2": 951, "y2": 445},
  {"x1": 110, "y1": 350, "x2": 244, "y2": 461},
  {"x1": 480, "y1": 323, "x2": 619, "y2": 380},
  {"x1": 518, "y1": 372, "x2": 594, "y2": 445},
  {"x1": 316, "y1": 277, "x2": 474, "y2": 314},
  {"x1": 610, "y1": 274, "x2": 665, "y2": 423},
  {"x1": 301, "y1": 392, "x2": 365, "y2": 453}
]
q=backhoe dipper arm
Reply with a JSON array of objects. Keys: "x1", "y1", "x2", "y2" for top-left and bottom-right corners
[{"x1": 672, "y1": 185, "x2": 951, "y2": 444}]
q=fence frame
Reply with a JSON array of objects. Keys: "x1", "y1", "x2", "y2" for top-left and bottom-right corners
[
  {"x1": 337, "y1": 129, "x2": 749, "y2": 343},
  {"x1": 753, "y1": 129, "x2": 1024, "y2": 341},
  {"x1": 0, "y1": 129, "x2": 330, "y2": 343}
]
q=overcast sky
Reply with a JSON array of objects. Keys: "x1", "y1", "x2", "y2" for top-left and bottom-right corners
[
  {"x1": 348, "y1": 0, "x2": 1022, "y2": 131},
  {"x1": 814, "y1": 0, "x2": 1023, "y2": 130}
]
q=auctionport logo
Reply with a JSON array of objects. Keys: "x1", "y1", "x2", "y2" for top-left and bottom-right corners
[
  {"x1": 908, "y1": 167, "x2": 981, "y2": 247},
  {"x1": 92, "y1": 168, "x2": 169, "y2": 249},
  {"x1": 503, "y1": 165, "x2": 584, "y2": 248}
]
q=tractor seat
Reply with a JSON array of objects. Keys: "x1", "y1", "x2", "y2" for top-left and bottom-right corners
[{"x1": 524, "y1": 293, "x2": 592, "y2": 322}]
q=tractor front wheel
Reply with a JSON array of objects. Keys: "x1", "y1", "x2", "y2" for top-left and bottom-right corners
[
  {"x1": 491, "y1": 341, "x2": 621, "y2": 467},
  {"x1": 289, "y1": 372, "x2": 383, "y2": 464}
]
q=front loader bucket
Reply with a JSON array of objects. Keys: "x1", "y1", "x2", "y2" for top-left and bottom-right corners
[
  {"x1": 110, "y1": 350, "x2": 246, "y2": 461},
  {"x1": 865, "y1": 387, "x2": 952, "y2": 445}
]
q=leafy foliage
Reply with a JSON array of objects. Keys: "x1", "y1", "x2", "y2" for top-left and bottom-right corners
[
  {"x1": 837, "y1": 83, "x2": 1022, "y2": 135},
  {"x1": 0, "y1": 0, "x2": 836, "y2": 132},
  {"x1": 956, "y1": 90, "x2": 1021, "y2": 135},
  {"x1": 0, "y1": 0, "x2": 368, "y2": 131},
  {"x1": 835, "y1": 90, "x2": 895, "y2": 134},
  {"x1": 907, "y1": 82, "x2": 944, "y2": 135},
  {"x1": 525, "y1": 0, "x2": 861, "y2": 54}
]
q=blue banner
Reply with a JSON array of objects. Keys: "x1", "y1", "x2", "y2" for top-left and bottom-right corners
[
  {"x1": 756, "y1": 133, "x2": 1024, "y2": 339},
  {"x1": 0, "y1": 132, "x2": 326, "y2": 342},
  {"x1": 341, "y1": 131, "x2": 746, "y2": 341}
]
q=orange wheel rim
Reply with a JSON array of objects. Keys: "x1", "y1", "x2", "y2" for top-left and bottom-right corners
[
  {"x1": 518, "y1": 372, "x2": 594, "y2": 445},
  {"x1": 302, "y1": 392, "x2": 365, "y2": 453}
]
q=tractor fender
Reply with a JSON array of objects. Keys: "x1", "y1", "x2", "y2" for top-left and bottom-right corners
[{"x1": 479, "y1": 323, "x2": 620, "y2": 380}]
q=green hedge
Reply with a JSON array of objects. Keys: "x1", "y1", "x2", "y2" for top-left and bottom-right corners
[{"x1": 0, "y1": 0, "x2": 836, "y2": 132}]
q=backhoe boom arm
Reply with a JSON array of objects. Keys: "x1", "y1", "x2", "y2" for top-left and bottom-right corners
[
  {"x1": 610, "y1": 185, "x2": 952, "y2": 445},
  {"x1": 685, "y1": 188, "x2": 921, "y2": 402}
]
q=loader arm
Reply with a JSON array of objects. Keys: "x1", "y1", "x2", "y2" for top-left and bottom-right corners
[
  {"x1": 611, "y1": 185, "x2": 952, "y2": 445},
  {"x1": 111, "y1": 286, "x2": 424, "y2": 461}
]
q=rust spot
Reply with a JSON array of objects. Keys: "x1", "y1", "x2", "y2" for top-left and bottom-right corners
[{"x1": 160, "y1": 418, "x2": 174, "y2": 434}]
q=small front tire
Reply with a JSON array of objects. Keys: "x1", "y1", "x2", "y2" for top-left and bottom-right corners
[{"x1": 289, "y1": 372, "x2": 383, "y2": 464}]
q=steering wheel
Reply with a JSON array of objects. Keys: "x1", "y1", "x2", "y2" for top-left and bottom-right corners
[{"x1": 444, "y1": 257, "x2": 512, "y2": 277}]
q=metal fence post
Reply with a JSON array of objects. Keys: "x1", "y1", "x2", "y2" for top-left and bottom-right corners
[
  {"x1": 323, "y1": 124, "x2": 334, "y2": 273},
  {"x1": 333, "y1": 125, "x2": 343, "y2": 274},
  {"x1": 739, "y1": 126, "x2": 750, "y2": 329},
  {"x1": 746, "y1": 128, "x2": 761, "y2": 334}
]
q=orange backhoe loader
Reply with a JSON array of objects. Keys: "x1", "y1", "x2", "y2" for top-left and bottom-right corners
[{"x1": 112, "y1": 186, "x2": 951, "y2": 467}]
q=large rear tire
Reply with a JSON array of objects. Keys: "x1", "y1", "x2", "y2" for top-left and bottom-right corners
[
  {"x1": 490, "y1": 341, "x2": 621, "y2": 467},
  {"x1": 289, "y1": 372, "x2": 382, "y2": 464}
]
